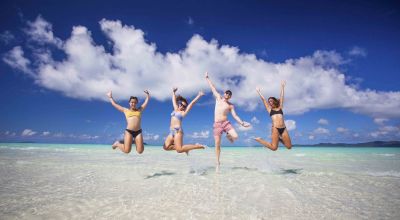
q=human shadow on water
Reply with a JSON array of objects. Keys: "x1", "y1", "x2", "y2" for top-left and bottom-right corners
[
  {"x1": 145, "y1": 171, "x2": 175, "y2": 179},
  {"x1": 279, "y1": 168, "x2": 303, "y2": 175},
  {"x1": 231, "y1": 166, "x2": 258, "y2": 172}
]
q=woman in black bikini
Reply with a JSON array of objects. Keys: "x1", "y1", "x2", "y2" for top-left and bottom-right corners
[{"x1": 255, "y1": 81, "x2": 292, "y2": 151}]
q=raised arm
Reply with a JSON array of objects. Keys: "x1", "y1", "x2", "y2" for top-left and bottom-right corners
[
  {"x1": 230, "y1": 105, "x2": 250, "y2": 127},
  {"x1": 256, "y1": 87, "x2": 271, "y2": 113},
  {"x1": 279, "y1": 81, "x2": 285, "y2": 109},
  {"x1": 139, "y1": 90, "x2": 150, "y2": 111},
  {"x1": 205, "y1": 72, "x2": 222, "y2": 99},
  {"x1": 107, "y1": 91, "x2": 125, "y2": 112},
  {"x1": 172, "y1": 88, "x2": 178, "y2": 111},
  {"x1": 183, "y1": 91, "x2": 204, "y2": 117}
]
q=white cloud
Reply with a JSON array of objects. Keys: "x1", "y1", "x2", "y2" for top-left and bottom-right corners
[
  {"x1": 318, "y1": 118, "x2": 329, "y2": 125},
  {"x1": 308, "y1": 135, "x2": 315, "y2": 140},
  {"x1": 2, "y1": 46, "x2": 33, "y2": 75},
  {"x1": 353, "y1": 133, "x2": 359, "y2": 137},
  {"x1": 0, "y1": 30, "x2": 15, "y2": 44},
  {"x1": 380, "y1": 126, "x2": 399, "y2": 132},
  {"x1": 251, "y1": 116, "x2": 260, "y2": 124},
  {"x1": 191, "y1": 130, "x2": 209, "y2": 139},
  {"x1": 42, "y1": 131, "x2": 50, "y2": 136},
  {"x1": 21, "y1": 129, "x2": 37, "y2": 136},
  {"x1": 285, "y1": 119, "x2": 296, "y2": 131},
  {"x1": 348, "y1": 46, "x2": 367, "y2": 57},
  {"x1": 24, "y1": 15, "x2": 63, "y2": 48},
  {"x1": 143, "y1": 133, "x2": 160, "y2": 141},
  {"x1": 336, "y1": 127, "x2": 348, "y2": 133},
  {"x1": 4, "y1": 16, "x2": 400, "y2": 118},
  {"x1": 313, "y1": 127, "x2": 330, "y2": 135},
  {"x1": 374, "y1": 118, "x2": 388, "y2": 125}
]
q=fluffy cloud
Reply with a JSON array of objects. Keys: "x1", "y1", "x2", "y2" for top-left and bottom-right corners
[
  {"x1": 21, "y1": 129, "x2": 37, "y2": 136},
  {"x1": 285, "y1": 120, "x2": 296, "y2": 131},
  {"x1": 313, "y1": 127, "x2": 330, "y2": 135},
  {"x1": 42, "y1": 131, "x2": 51, "y2": 136},
  {"x1": 143, "y1": 133, "x2": 160, "y2": 141},
  {"x1": 336, "y1": 127, "x2": 349, "y2": 133},
  {"x1": 0, "y1": 30, "x2": 15, "y2": 44},
  {"x1": 3, "y1": 46, "x2": 33, "y2": 75},
  {"x1": 318, "y1": 118, "x2": 329, "y2": 125},
  {"x1": 191, "y1": 130, "x2": 210, "y2": 139},
  {"x1": 4, "y1": 16, "x2": 400, "y2": 118},
  {"x1": 251, "y1": 116, "x2": 260, "y2": 124},
  {"x1": 374, "y1": 118, "x2": 388, "y2": 125}
]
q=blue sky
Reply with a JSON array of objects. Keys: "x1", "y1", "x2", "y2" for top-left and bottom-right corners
[{"x1": 0, "y1": 0, "x2": 399, "y2": 145}]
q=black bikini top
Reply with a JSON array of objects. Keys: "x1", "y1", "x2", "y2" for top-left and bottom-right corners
[{"x1": 269, "y1": 108, "x2": 283, "y2": 117}]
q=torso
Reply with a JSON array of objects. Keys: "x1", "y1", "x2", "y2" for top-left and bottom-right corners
[
  {"x1": 170, "y1": 110, "x2": 184, "y2": 129},
  {"x1": 124, "y1": 108, "x2": 142, "y2": 131},
  {"x1": 214, "y1": 98, "x2": 231, "y2": 122},
  {"x1": 269, "y1": 108, "x2": 285, "y2": 128}
]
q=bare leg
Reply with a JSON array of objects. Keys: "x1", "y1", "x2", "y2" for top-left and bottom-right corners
[
  {"x1": 113, "y1": 131, "x2": 133, "y2": 154},
  {"x1": 214, "y1": 135, "x2": 222, "y2": 165},
  {"x1": 280, "y1": 129, "x2": 292, "y2": 149},
  {"x1": 254, "y1": 128, "x2": 279, "y2": 151},
  {"x1": 163, "y1": 135, "x2": 175, "y2": 151},
  {"x1": 226, "y1": 129, "x2": 238, "y2": 143},
  {"x1": 134, "y1": 133, "x2": 144, "y2": 154}
]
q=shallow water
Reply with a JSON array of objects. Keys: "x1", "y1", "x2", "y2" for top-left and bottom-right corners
[{"x1": 0, "y1": 143, "x2": 399, "y2": 219}]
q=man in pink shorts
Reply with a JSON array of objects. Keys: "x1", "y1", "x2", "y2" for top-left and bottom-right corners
[{"x1": 205, "y1": 72, "x2": 250, "y2": 165}]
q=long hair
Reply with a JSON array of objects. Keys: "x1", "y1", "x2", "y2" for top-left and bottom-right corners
[
  {"x1": 176, "y1": 95, "x2": 188, "y2": 106},
  {"x1": 268, "y1": 97, "x2": 280, "y2": 108}
]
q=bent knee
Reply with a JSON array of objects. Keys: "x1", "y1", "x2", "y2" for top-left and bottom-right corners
[
  {"x1": 123, "y1": 149, "x2": 132, "y2": 154},
  {"x1": 176, "y1": 149, "x2": 184, "y2": 153},
  {"x1": 137, "y1": 149, "x2": 144, "y2": 154},
  {"x1": 271, "y1": 145, "x2": 278, "y2": 151},
  {"x1": 286, "y1": 144, "x2": 292, "y2": 149}
]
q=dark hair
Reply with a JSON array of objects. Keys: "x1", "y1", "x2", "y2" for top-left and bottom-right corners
[
  {"x1": 268, "y1": 97, "x2": 280, "y2": 108},
  {"x1": 225, "y1": 90, "x2": 232, "y2": 96},
  {"x1": 176, "y1": 95, "x2": 188, "y2": 106},
  {"x1": 129, "y1": 96, "x2": 138, "y2": 103}
]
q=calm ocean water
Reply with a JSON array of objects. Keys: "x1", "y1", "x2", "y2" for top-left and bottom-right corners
[{"x1": 0, "y1": 143, "x2": 399, "y2": 219}]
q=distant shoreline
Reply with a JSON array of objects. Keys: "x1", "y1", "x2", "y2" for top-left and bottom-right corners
[{"x1": 0, "y1": 141, "x2": 400, "y2": 147}]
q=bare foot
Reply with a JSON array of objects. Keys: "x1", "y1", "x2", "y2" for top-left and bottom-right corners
[
  {"x1": 227, "y1": 133, "x2": 234, "y2": 143},
  {"x1": 112, "y1": 141, "x2": 119, "y2": 149},
  {"x1": 196, "y1": 143, "x2": 206, "y2": 149}
]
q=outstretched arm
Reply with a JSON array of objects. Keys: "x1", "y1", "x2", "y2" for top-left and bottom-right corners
[
  {"x1": 172, "y1": 88, "x2": 178, "y2": 111},
  {"x1": 280, "y1": 81, "x2": 285, "y2": 109},
  {"x1": 107, "y1": 91, "x2": 125, "y2": 112},
  {"x1": 183, "y1": 91, "x2": 204, "y2": 117},
  {"x1": 230, "y1": 105, "x2": 250, "y2": 127},
  {"x1": 256, "y1": 87, "x2": 271, "y2": 113},
  {"x1": 140, "y1": 90, "x2": 150, "y2": 111},
  {"x1": 205, "y1": 72, "x2": 221, "y2": 99}
]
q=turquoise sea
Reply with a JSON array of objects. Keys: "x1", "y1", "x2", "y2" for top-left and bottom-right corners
[{"x1": 0, "y1": 143, "x2": 399, "y2": 219}]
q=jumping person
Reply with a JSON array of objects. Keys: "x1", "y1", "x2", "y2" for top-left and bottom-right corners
[
  {"x1": 255, "y1": 81, "x2": 292, "y2": 151},
  {"x1": 205, "y1": 72, "x2": 250, "y2": 165},
  {"x1": 107, "y1": 90, "x2": 150, "y2": 154},
  {"x1": 163, "y1": 88, "x2": 205, "y2": 154}
]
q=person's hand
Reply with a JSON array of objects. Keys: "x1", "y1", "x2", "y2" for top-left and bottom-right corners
[
  {"x1": 144, "y1": 90, "x2": 150, "y2": 95},
  {"x1": 242, "y1": 121, "x2": 251, "y2": 127},
  {"x1": 173, "y1": 87, "x2": 178, "y2": 93},
  {"x1": 107, "y1": 91, "x2": 112, "y2": 98},
  {"x1": 205, "y1": 71, "x2": 209, "y2": 78},
  {"x1": 256, "y1": 87, "x2": 261, "y2": 94},
  {"x1": 198, "y1": 90, "x2": 205, "y2": 96},
  {"x1": 281, "y1": 80, "x2": 286, "y2": 87}
]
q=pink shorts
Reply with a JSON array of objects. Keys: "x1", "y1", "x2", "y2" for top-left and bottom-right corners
[{"x1": 213, "y1": 120, "x2": 233, "y2": 137}]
